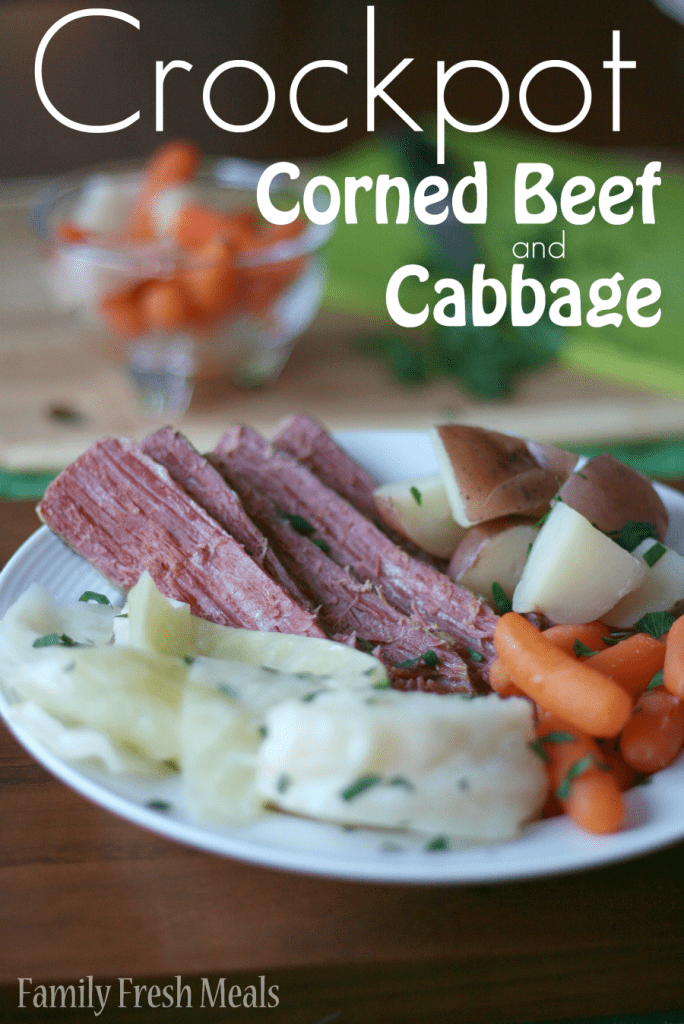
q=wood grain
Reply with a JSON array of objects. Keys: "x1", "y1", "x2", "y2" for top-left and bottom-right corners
[{"x1": 2, "y1": 503, "x2": 684, "y2": 1022}]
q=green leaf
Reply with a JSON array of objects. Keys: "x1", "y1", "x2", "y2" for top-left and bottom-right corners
[
  {"x1": 425, "y1": 834, "x2": 449, "y2": 852},
  {"x1": 572, "y1": 639, "x2": 597, "y2": 658},
  {"x1": 312, "y1": 537, "x2": 330, "y2": 553},
  {"x1": 341, "y1": 774, "x2": 383, "y2": 801},
  {"x1": 467, "y1": 647, "x2": 484, "y2": 663},
  {"x1": 607, "y1": 521, "x2": 659, "y2": 553},
  {"x1": 539, "y1": 730, "x2": 577, "y2": 744},
  {"x1": 643, "y1": 541, "x2": 668, "y2": 568},
  {"x1": 528, "y1": 738, "x2": 551, "y2": 763},
  {"x1": 491, "y1": 582, "x2": 512, "y2": 614},
  {"x1": 395, "y1": 649, "x2": 440, "y2": 670},
  {"x1": 646, "y1": 669, "x2": 664, "y2": 690},
  {"x1": 281, "y1": 512, "x2": 316, "y2": 535},
  {"x1": 632, "y1": 610, "x2": 676, "y2": 639},
  {"x1": 32, "y1": 632, "x2": 79, "y2": 648},
  {"x1": 387, "y1": 775, "x2": 414, "y2": 790},
  {"x1": 410, "y1": 486, "x2": 422, "y2": 506},
  {"x1": 555, "y1": 754, "x2": 595, "y2": 800},
  {"x1": 78, "y1": 591, "x2": 111, "y2": 605},
  {"x1": 276, "y1": 774, "x2": 291, "y2": 794},
  {"x1": 146, "y1": 799, "x2": 172, "y2": 812}
]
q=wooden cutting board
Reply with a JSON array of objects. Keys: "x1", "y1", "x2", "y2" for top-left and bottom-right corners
[
  {"x1": 1, "y1": 185, "x2": 683, "y2": 470},
  {"x1": 2, "y1": 307, "x2": 684, "y2": 471}
]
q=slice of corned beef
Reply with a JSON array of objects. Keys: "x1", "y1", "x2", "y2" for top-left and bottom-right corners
[
  {"x1": 271, "y1": 415, "x2": 447, "y2": 568},
  {"x1": 38, "y1": 437, "x2": 324, "y2": 638},
  {"x1": 208, "y1": 469, "x2": 474, "y2": 693},
  {"x1": 140, "y1": 426, "x2": 312, "y2": 610},
  {"x1": 271, "y1": 415, "x2": 379, "y2": 521},
  {"x1": 211, "y1": 426, "x2": 497, "y2": 677}
]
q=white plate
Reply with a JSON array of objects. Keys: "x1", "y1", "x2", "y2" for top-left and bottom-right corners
[{"x1": 1, "y1": 430, "x2": 684, "y2": 884}]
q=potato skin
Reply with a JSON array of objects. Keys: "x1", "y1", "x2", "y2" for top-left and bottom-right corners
[{"x1": 559, "y1": 454, "x2": 668, "y2": 540}]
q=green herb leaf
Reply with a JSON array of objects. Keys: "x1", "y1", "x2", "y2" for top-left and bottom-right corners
[
  {"x1": 410, "y1": 486, "x2": 422, "y2": 506},
  {"x1": 491, "y1": 582, "x2": 512, "y2": 614},
  {"x1": 646, "y1": 669, "x2": 664, "y2": 690},
  {"x1": 632, "y1": 610, "x2": 676, "y2": 639},
  {"x1": 372, "y1": 678, "x2": 391, "y2": 689},
  {"x1": 183, "y1": 655, "x2": 195, "y2": 665},
  {"x1": 601, "y1": 633, "x2": 631, "y2": 647},
  {"x1": 572, "y1": 639, "x2": 597, "y2": 658},
  {"x1": 555, "y1": 754, "x2": 595, "y2": 800},
  {"x1": 146, "y1": 799, "x2": 172, "y2": 812},
  {"x1": 312, "y1": 537, "x2": 330, "y2": 553},
  {"x1": 302, "y1": 690, "x2": 325, "y2": 702},
  {"x1": 387, "y1": 775, "x2": 414, "y2": 790},
  {"x1": 32, "y1": 632, "x2": 79, "y2": 648},
  {"x1": 607, "y1": 521, "x2": 659, "y2": 553},
  {"x1": 643, "y1": 541, "x2": 668, "y2": 568},
  {"x1": 276, "y1": 774, "x2": 291, "y2": 794},
  {"x1": 280, "y1": 511, "x2": 316, "y2": 535},
  {"x1": 341, "y1": 774, "x2": 383, "y2": 801},
  {"x1": 539, "y1": 730, "x2": 577, "y2": 744},
  {"x1": 425, "y1": 834, "x2": 449, "y2": 852},
  {"x1": 467, "y1": 647, "x2": 484, "y2": 663},
  {"x1": 78, "y1": 590, "x2": 111, "y2": 605},
  {"x1": 395, "y1": 649, "x2": 440, "y2": 670},
  {"x1": 528, "y1": 738, "x2": 550, "y2": 763}
]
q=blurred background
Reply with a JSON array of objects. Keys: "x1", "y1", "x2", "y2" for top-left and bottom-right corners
[{"x1": 0, "y1": 0, "x2": 683, "y2": 484}]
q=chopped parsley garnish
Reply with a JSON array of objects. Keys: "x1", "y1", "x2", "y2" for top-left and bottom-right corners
[
  {"x1": 410, "y1": 486, "x2": 422, "y2": 506},
  {"x1": 372, "y1": 678, "x2": 391, "y2": 689},
  {"x1": 607, "y1": 521, "x2": 658, "y2": 553},
  {"x1": 601, "y1": 633, "x2": 631, "y2": 647},
  {"x1": 425, "y1": 834, "x2": 449, "y2": 852},
  {"x1": 276, "y1": 774, "x2": 291, "y2": 794},
  {"x1": 574, "y1": 471, "x2": 588, "y2": 480},
  {"x1": 312, "y1": 537, "x2": 331, "y2": 553},
  {"x1": 146, "y1": 799, "x2": 172, "y2": 812},
  {"x1": 643, "y1": 541, "x2": 668, "y2": 568},
  {"x1": 491, "y1": 582, "x2": 512, "y2": 614},
  {"x1": 257, "y1": 725, "x2": 267, "y2": 738},
  {"x1": 217, "y1": 682, "x2": 237, "y2": 700},
  {"x1": 280, "y1": 511, "x2": 316, "y2": 535},
  {"x1": 556, "y1": 754, "x2": 599, "y2": 800},
  {"x1": 379, "y1": 840, "x2": 404, "y2": 853},
  {"x1": 529, "y1": 739, "x2": 551, "y2": 763},
  {"x1": 572, "y1": 639, "x2": 597, "y2": 658},
  {"x1": 78, "y1": 591, "x2": 111, "y2": 605},
  {"x1": 341, "y1": 774, "x2": 382, "y2": 801},
  {"x1": 301, "y1": 690, "x2": 325, "y2": 702},
  {"x1": 387, "y1": 775, "x2": 414, "y2": 790},
  {"x1": 633, "y1": 610, "x2": 675, "y2": 639},
  {"x1": 646, "y1": 669, "x2": 664, "y2": 690},
  {"x1": 467, "y1": 647, "x2": 484, "y2": 663},
  {"x1": 33, "y1": 633, "x2": 79, "y2": 648},
  {"x1": 183, "y1": 655, "x2": 195, "y2": 665},
  {"x1": 395, "y1": 649, "x2": 440, "y2": 670},
  {"x1": 533, "y1": 509, "x2": 551, "y2": 529},
  {"x1": 539, "y1": 730, "x2": 577, "y2": 744}
]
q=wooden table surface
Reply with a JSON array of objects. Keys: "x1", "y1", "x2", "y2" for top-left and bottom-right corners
[{"x1": 2, "y1": 500, "x2": 684, "y2": 1024}]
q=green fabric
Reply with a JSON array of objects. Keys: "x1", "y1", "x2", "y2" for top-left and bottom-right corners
[
  {"x1": 321, "y1": 128, "x2": 684, "y2": 393},
  {"x1": 0, "y1": 468, "x2": 57, "y2": 501}
]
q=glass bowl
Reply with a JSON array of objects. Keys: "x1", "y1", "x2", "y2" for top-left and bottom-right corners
[{"x1": 33, "y1": 158, "x2": 333, "y2": 415}]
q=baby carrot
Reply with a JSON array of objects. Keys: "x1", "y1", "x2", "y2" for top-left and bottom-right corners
[
  {"x1": 588, "y1": 633, "x2": 666, "y2": 702},
  {"x1": 128, "y1": 140, "x2": 201, "y2": 238},
  {"x1": 489, "y1": 658, "x2": 524, "y2": 698},
  {"x1": 140, "y1": 279, "x2": 194, "y2": 331},
  {"x1": 620, "y1": 688, "x2": 684, "y2": 774},
  {"x1": 536, "y1": 710, "x2": 624, "y2": 834},
  {"x1": 99, "y1": 286, "x2": 147, "y2": 336},
  {"x1": 494, "y1": 613, "x2": 632, "y2": 737},
  {"x1": 664, "y1": 614, "x2": 684, "y2": 699},
  {"x1": 542, "y1": 622, "x2": 608, "y2": 657},
  {"x1": 181, "y1": 238, "x2": 237, "y2": 321}
]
